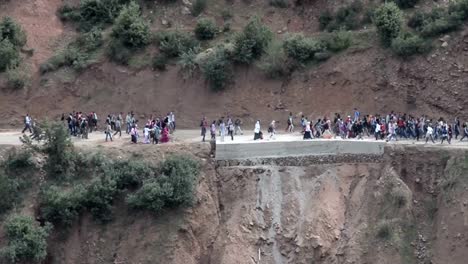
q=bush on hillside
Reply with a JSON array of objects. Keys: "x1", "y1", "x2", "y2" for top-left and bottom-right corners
[
  {"x1": 156, "y1": 31, "x2": 199, "y2": 57},
  {"x1": 283, "y1": 34, "x2": 325, "y2": 62},
  {"x1": 258, "y1": 40, "x2": 291, "y2": 79},
  {"x1": 178, "y1": 48, "x2": 199, "y2": 79},
  {"x1": 320, "y1": 30, "x2": 352, "y2": 52},
  {"x1": 79, "y1": 0, "x2": 127, "y2": 30},
  {"x1": 419, "y1": 12, "x2": 462, "y2": 37},
  {"x1": 0, "y1": 215, "x2": 51, "y2": 263},
  {"x1": 0, "y1": 17, "x2": 27, "y2": 48},
  {"x1": 77, "y1": 27, "x2": 103, "y2": 51},
  {"x1": 127, "y1": 155, "x2": 199, "y2": 211},
  {"x1": 107, "y1": 39, "x2": 132, "y2": 65},
  {"x1": 200, "y1": 48, "x2": 233, "y2": 91},
  {"x1": 83, "y1": 175, "x2": 119, "y2": 221},
  {"x1": 39, "y1": 185, "x2": 86, "y2": 226},
  {"x1": 373, "y1": 2, "x2": 403, "y2": 46},
  {"x1": 104, "y1": 160, "x2": 155, "y2": 189},
  {"x1": 0, "y1": 173, "x2": 20, "y2": 215},
  {"x1": 407, "y1": 10, "x2": 426, "y2": 29},
  {"x1": 4, "y1": 149, "x2": 34, "y2": 173},
  {"x1": 0, "y1": 39, "x2": 19, "y2": 72},
  {"x1": 57, "y1": 4, "x2": 81, "y2": 22},
  {"x1": 112, "y1": 2, "x2": 150, "y2": 48},
  {"x1": 333, "y1": 0, "x2": 363, "y2": 30},
  {"x1": 314, "y1": 51, "x2": 332, "y2": 61},
  {"x1": 194, "y1": 18, "x2": 218, "y2": 40},
  {"x1": 6, "y1": 67, "x2": 28, "y2": 89},
  {"x1": 40, "y1": 47, "x2": 90, "y2": 74},
  {"x1": 392, "y1": 0, "x2": 418, "y2": 9},
  {"x1": 391, "y1": 33, "x2": 431, "y2": 57},
  {"x1": 191, "y1": 0, "x2": 207, "y2": 16},
  {"x1": 42, "y1": 122, "x2": 79, "y2": 180},
  {"x1": 232, "y1": 17, "x2": 272, "y2": 64}
]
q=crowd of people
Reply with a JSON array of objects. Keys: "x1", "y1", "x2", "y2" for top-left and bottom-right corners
[
  {"x1": 203, "y1": 109, "x2": 468, "y2": 145},
  {"x1": 21, "y1": 111, "x2": 177, "y2": 144},
  {"x1": 20, "y1": 108, "x2": 468, "y2": 145}
]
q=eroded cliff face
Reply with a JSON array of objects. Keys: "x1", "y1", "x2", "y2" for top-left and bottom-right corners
[{"x1": 43, "y1": 146, "x2": 468, "y2": 264}]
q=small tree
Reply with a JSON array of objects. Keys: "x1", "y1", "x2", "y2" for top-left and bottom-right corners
[
  {"x1": 201, "y1": 48, "x2": 232, "y2": 91},
  {"x1": 39, "y1": 185, "x2": 86, "y2": 226},
  {"x1": 258, "y1": 40, "x2": 290, "y2": 79},
  {"x1": 0, "y1": 17, "x2": 27, "y2": 48},
  {"x1": 283, "y1": 34, "x2": 325, "y2": 62},
  {"x1": 112, "y1": 1, "x2": 150, "y2": 48},
  {"x1": 391, "y1": 33, "x2": 431, "y2": 57},
  {"x1": 373, "y1": 3, "x2": 403, "y2": 46},
  {"x1": 233, "y1": 17, "x2": 272, "y2": 64},
  {"x1": 156, "y1": 31, "x2": 199, "y2": 58},
  {"x1": 0, "y1": 39, "x2": 19, "y2": 72},
  {"x1": 0, "y1": 215, "x2": 51, "y2": 263},
  {"x1": 194, "y1": 18, "x2": 218, "y2": 40},
  {"x1": 393, "y1": 0, "x2": 418, "y2": 9}
]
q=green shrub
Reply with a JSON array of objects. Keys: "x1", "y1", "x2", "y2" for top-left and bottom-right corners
[
  {"x1": 111, "y1": 1, "x2": 150, "y2": 48},
  {"x1": 57, "y1": 4, "x2": 81, "y2": 22},
  {"x1": 104, "y1": 160, "x2": 155, "y2": 189},
  {"x1": 407, "y1": 11, "x2": 426, "y2": 29},
  {"x1": 5, "y1": 67, "x2": 28, "y2": 89},
  {"x1": 376, "y1": 221, "x2": 392, "y2": 240},
  {"x1": 0, "y1": 17, "x2": 27, "y2": 48},
  {"x1": 0, "y1": 173, "x2": 20, "y2": 215},
  {"x1": 334, "y1": 1, "x2": 362, "y2": 30},
  {"x1": 158, "y1": 155, "x2": 199, "y2": 207},
  {"x1": 83, "y1": 175, "x2": 118, "y2": 221},
  {"x1": 39, "y1": 185, "x2": 86, "y2": 226},
  {"x1": 152, "y1": 54, "x2": 168, "y2": 71},
  {"x1": 258, "y1": 40, "x2": 290, "y2": 79},
  {"x1": 191, "y1": 0, "x2": 207, "y2": 16},
  {"x1": 107, "y1": 39, "x2": 132, "y2": 65},
  {"x1": 201, "y1": 48, "x2": 232, "y2": 91},
  {"x1": 77, "y1": 27, "x2": 103, "y2": 51},
  {"x1": 127, "y1": 155, "x2": 199, "y2": 211},
  {"x1": 373, "y1": 2, "x2": 403, "y2": 46},
  {"x1": 283, "y1": 34, "x2": 325, "y2": 62},
  {"x1": 270, "y1": 0, "x2": 288, "y2": 8},
  {"x1": 156, "y1": 31, "x2": 199, "y2": 57},
  {"x1": 232, "y1": 17, "x2": 272, "y2": 64},
  {"x1": 43, "y1": 122, "x2": 78, "y2": 179},
  {"x1": 127, "y1": 177, "x2": 174, "y2": 211},
  {"x1": 318, "y1": 10, "x2": 333, "y2": 30},
  {"x1": 79, "y1": 0, "x2": 126, "y2": 30},
  {"x1": 194, "y1": 18, "x2": 218, "y2": 40},
  {"x1": 320, "y1": 30, "x2": 352, "y2": 52},
  {"x1": 4, "y1": 149, "x2": 34, "y2": 173},
  {"x1": 0, "y1": 215, "x2": 51, "y2": 263},
  {"x1": 419, "y1": 12, "x2": 462, "y2": 37},
  {"x1": 449, "y1": 0, "x2": 468, "y2": 20},
  {"x1": 40, "y1": 47, "x2": 90, "y2": 74},
  {"x1": 391, "y1": 33, "x2": 431, "y2": 57},
  {"x1": 178, "y1": 48, "x2": 198, "y2": 78},
  {"x1": 392, "y1": 0, "x2": 418, "y2": 9},
  {"x1": 0, "y1": 39, "x2": 19, "y2": 72}
]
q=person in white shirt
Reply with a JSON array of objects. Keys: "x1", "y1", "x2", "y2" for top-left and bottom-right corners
[
  {"x1": 425, "y1": 124, "x2": 435, "y2": 143},
  {"x1": 254, "y1": 120, "x2": 261, "y2": 140},
  {"x1": 22, "y1": 114, "x2": 32, "y2": 134}
]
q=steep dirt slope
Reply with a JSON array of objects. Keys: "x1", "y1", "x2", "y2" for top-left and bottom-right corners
[
  {"x1": 0, "y1": 0, "x2": 467, "y2": 128},
  {"x1": 29, "y1": 145, "x2": 466, "y2": 264}
]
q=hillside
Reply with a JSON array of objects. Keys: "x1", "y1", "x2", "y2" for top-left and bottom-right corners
[{"x1": 0, "y1": 0, "x2": 467, "y2": 128}]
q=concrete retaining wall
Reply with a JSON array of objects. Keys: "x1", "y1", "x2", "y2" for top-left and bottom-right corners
[{"x1": 215, "y1": 140, "x2": 385, "y2": 160}]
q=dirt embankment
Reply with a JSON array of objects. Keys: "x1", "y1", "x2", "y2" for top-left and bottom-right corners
[{"x1": 34, "y1": 145, "x2": 467, "y2": 264}]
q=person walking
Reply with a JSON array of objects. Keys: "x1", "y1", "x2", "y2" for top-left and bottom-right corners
[
  {"x1": 374, "y1": 120, "x2": 381, "y2": 140},
  {"x1": 286, "y1": 112, "x2": 294, "y2": 133},
  {"x1": 303, "y1": 120, "x2": 312, "y2": 140},
  {"x1": 425, "y1": 124, "x2": 435, "y2": 144},
  {"x1": 130, "y1": 125, "x2": 138, "y2": 144},
  {"x1": 200, "y1": 117, "x2": 208, "y2": 142},
  {"x1": 228, "y1": 119, "x2": 234, "y2": 141},
  {"x1": 268, "y1": 120, "x2": 276, "y2": 140},
  {"x1": 22, "y1": 114, "x2": 32, "y2": 133},
  {"x1": 234, "y1": 118, "x2": 243, "y2": 135},
  {"x1": 460, "y1": 123, "x2": 468, "y2": 141},
  {"x1": 210, "y1": 121, "x2": 216, "y2": 140},
  {"x1": 219, "y1": 120, "x2": 226, "y2": 142},
  {"x1": 113, "y1": 117, "x2": 122, "y2": 138},
  {"x1": 440, "y1": 124, "x2": 450, "y2": 144},
  {"x1": 143, "y1": 125, "x2": 150, "y2": 144},
  {"x1": 153, "y1": 124, "x2": 161, "y2": 144},
  {"x1": 254, "y1": 120, "x2": 261, "y2": 140},
  {"x1": 386, "y1": 121, "x2": 397, "y2": 142},
  {"x1": 105, "y1": 121, "x2": 113, "y2": 142}
]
